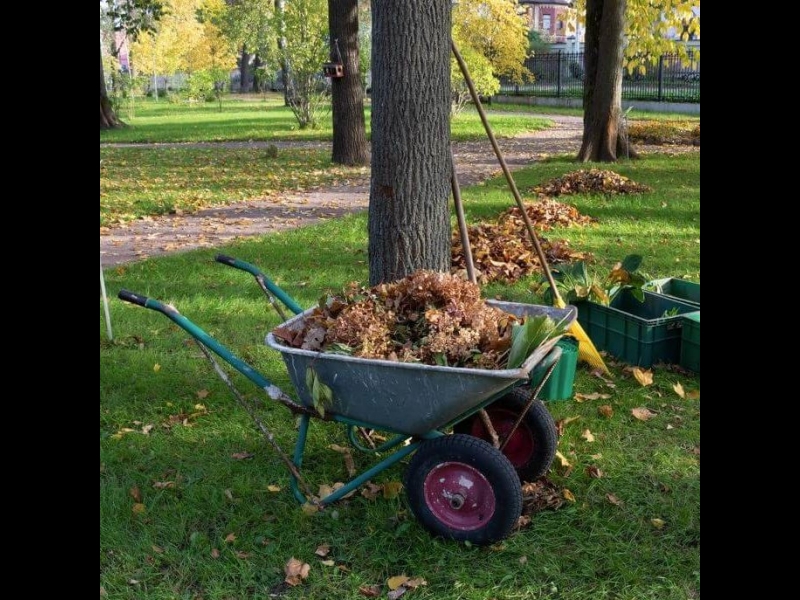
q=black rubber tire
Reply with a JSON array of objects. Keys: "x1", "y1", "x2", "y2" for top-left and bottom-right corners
[
  {"x1": 403, "y1": 434, "x2": 522, "y2": 546},
  {"x1": 453, "y1": 386, "x2": 558, "y2": 482}
]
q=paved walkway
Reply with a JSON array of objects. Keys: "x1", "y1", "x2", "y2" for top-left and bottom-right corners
[{"x1": 100, "y1": 116, "x2": 586, "y2": 267}]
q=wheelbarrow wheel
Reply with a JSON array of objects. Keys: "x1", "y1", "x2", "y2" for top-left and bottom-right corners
[
  {"x1": 404, "y1": 434, "x2": 522, "y2": 546},
  {"x1": 453, "y1": 387, "x2": 558, "y2": 482}
]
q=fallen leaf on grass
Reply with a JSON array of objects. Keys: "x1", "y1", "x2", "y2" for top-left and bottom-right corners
[
  {"x1": 361, "y1": 482, "x2": 382, "y2": 500},
  {"x1": 267, "y1": 485, "x2": 281, "y2": 492},
  {"x1": 301, "y1": 502, "x2": 321, "y2": 515},
  {"x1": 586, "y1": 466, "x2": 604, "y2": 478},
  {"x1": 132, "y1": 503, "x2": 145, "y2": 515},
  {"x1": 631, "y1": 407, "x2": 657, "y2": 421},
  {"x1": 606, "y1": 493, "x2": 623, "y2": 506},
  {"x1": 153, "y1": 363, "x2": 161, "y2": 373},
  {"x1": 598, "y1": 405, "x2": 614, "y2": 418},
  {"x1": 358, "y1": 584, "x2": 381, "y2": 597},
  {"x1": 152, "y1": 481, "x2": 175, "y2": 489},
  {"x1": 211, "y1": 548, "x2": 220, "y2": 559},
  {"x1": 231, "y1": 452, "x2": 255, "y2": 460},
  {"x1": 575, "y1": 392, "x2": 612, "y2": 402},
  {"x1": 555, "y1": 451, "x2": 571, "y2": 468},
  {"x1": 320, "y1": 559, "x2": 335, "y2": 566},
  {"x1": 141, "y1": 424, "x2": 154, "y2": 435},
  {"x1": 224, "y1": 489, "x2": 234, "y2": 501},
  {"x1": 224, "y1": 533, "x2": 236, "y2": 543},
  {"x1": 329, "y1": 444, "x2": 357, "y2": 477},
  {"x1": 284, "y1": 558, "x2": 310, "y2": 586},
  {"x1": 686, "y1": 390, "x2": 700, "y2": 400},
  {"x1": 406, "y1": 578, "x2": 427, "y2": 588},
  {"x1": 315, "y1": 544, "x2": 331, "y2": 557},
  {"x1": 387, "y1": 575, "x2": 409, "y2": 590},
  {"x1": 196, "y1": 389, "x2": 210, "y2": 399},
  {"x1": 672, "y1": 382, "x2": 685, "y2": 398},
  {"x1": 651, "y1": 518, "x2": 666, "y2": 529},
  {"x1": 632, "y1": 367, "x2": 653, "y2": 386},
  {"x1": 383, "y1": 482, "x2": 403, "y2": 499},
  {"x1": 388, "y1": 589, "x2": 407, "y2": 600},
  {"x1": 129, "y1": 485, "x2": 142, "y2": 503},
  {"x1": 562, "y1": 489, "x2": 576, "y2": 503},
  {"x1": 152, "y1": 545, "x2": 164, "y2": 554},
  {"x1": 581, "y1": 429, "x2": 595, "y2": 442}
]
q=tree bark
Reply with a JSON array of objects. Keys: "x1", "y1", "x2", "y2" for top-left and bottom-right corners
[
  {"x1": 239, "y1": 45, "x2": 251, "y2": 93},
  {"x1": 328, "y1": 0, "x2": 368, "y2": 166},
  {"x1": 577, "y1": 0, "x2": 635, "y2": 162},
  {"x1": 368, "y1": 0, "x2": 452, "y2": 285},
  {"x1": 100, "y1": 41, "x2": 123, "y2": 129}
]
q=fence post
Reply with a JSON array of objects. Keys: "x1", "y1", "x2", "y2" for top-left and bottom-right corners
[
  {"x1": 557, "y1": 50, "x2": 562, "y2": 98},
  {"x1": 657, "y1": 54, "x2": 664, "y2": 102}
]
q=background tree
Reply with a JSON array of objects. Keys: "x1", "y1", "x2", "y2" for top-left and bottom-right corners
[
  {"x1": 576, "y1": 0, "x2": 700, "y2": 161},
  {"x1": 368, "y1": 0, "x2": 452, "y2": 285},
  {"x1": 279, "y1": 0, "x2": 330, "y2": 129},
  {"x1": 101, "y1": 0, "x2": 164, "y2": 129},
  {"x1": 328, "y1": 0, "x2": 368, "y2": 165},
  {"x1": 450, "y1": 0, "x2": 530, "y2": 114}
]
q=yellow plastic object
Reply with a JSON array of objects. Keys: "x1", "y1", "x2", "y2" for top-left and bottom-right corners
[{"x1": 554, "y1": 297, "x2": 610, "y2": 375}]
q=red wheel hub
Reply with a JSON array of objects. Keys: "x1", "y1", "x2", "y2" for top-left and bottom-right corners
[
  {"x1": 468, "y1": 408, "x2": 534, "y2": 469},
  {"x1": 423, "y1": 461, "x2": 496, "y2": 531}
]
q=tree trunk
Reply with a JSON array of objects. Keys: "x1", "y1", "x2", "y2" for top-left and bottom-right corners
[
  {"x1": 276, "y1": 0, "x2": 289, "y2": 105},
  {"x1": 100, "y1": 42, "x2": 123, "y2": 129},
  {"x1": 577, "y1": 0, "x2": 635, "y2": 162},
  {"x1": 328, "y1": 0, "x2": 368, "y2": 166},
  {"x1": 239, "y1": 45, "x2": 251, "y2": 93},
  {"x1": 368, "y1": 0, "x2": 452, "y2": 285},
  {"x1": 252, "y1": 53, "x2": 263, "y2": 92}
]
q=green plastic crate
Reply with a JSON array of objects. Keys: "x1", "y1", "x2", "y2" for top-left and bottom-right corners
[
  {"x1": 679, "y1": 311, "x2": 700, "y2": 373},
  {"x1": 530, "y1": 337, "x2": 579, "y2": 401},
  {"x1": 645, "y1": 278, "x2": 700, "y2": 308},
  {"x1": 575, "y1": 290, "x2": 698, "y2": 368}
]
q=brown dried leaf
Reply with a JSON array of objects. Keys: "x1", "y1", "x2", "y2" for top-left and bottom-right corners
[
  {"x1": 632, "y1": 367, "x2": 654, "y2": 386},
  {"x1": 581, "y1": 429, "x2": 595, "y2": 442},
  {"x1": 129, "y1": 485, "x2": 142, "y2": 503},
  {"x1": 152, "y1": 481, "x2": 175, "y2": 489},
  {"x1": 405, "y1": 578, "x2": 427, "y2": 588},
  {"x1": 284, "y1": 558, "x2": 311, "y2": 586},
  {"x1": 631, "y1": 407, "x2": 657, "y2": 421},
  {"x1": 598, "y1": 405, "x2": 614, "y2": 418},
  {"x1": 196, "y1": 389, "x2": 210, "y2": 399},
  {"x1": 141, "y1": 424, "x2": 154, "y2": 435},
  {"x1": 562, "y1": 489, "x2": 576, "y2": 503},
  {"x1": 358, "y1": 584, "x2": 382, "y2": 597},
  {"x1": 361, "y1": 482, "x2": 383, "y2": 500},
  {"x1": 211, "y1": 548, "x2": 220, "y2": 559},
  {"x1": 586, "y1": 466, "x2": 604, "y2": 478},
  {"x1": 388, "y1": 588, "x2": 407, "y2": 600},
  {"x1": 606, "y1": 493, "x2": 623, "y2": 506},
  {"x1": 315, "y1": 544, "x2": 331, "y2": 557},
  {"x1": 231, "y1": 452, "x2": 255, "y2": 460},
  {"x1": 686, "y1": 390, "x2": 700, "y2": 400},
  {"x1": 224, "y1": 533, "x2": 236, "y2": 543},
  {"x1": 151, "y1": 545, "x2": 164, "y2": 554},
  {"x1": 235, "y1": 551, "x2": 250, "y2": 559},
  {"x1": 672, "y1": 382, "x2": 685, "y2": 398},
  {"x1": 224, "y1": 489, "x2": 234, "y2": 501}
]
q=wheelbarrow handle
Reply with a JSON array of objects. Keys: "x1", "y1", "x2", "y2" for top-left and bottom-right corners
[
  {"x1": 118, "y1": 289, "x2": 149, "y2": 307},
  {"x1": 214, "y1": 254, "x2": 304, "y2": 316}
]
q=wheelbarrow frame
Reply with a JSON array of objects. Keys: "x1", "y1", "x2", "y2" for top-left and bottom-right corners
[{"x1": 118, "y1": 255, "x2": 573, "y2": 542}]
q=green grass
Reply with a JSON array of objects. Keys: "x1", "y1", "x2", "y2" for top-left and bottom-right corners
[
  {"x1": 101, "y1": 150, "x2": 699, "y2": 599},
  {"x1": 99, "y1": 93, "x2": 552, "y2": 144}
]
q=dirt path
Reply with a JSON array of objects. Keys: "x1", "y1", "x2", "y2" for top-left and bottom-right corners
[{"x1": 100, "y1": 115, "x2": 586, "y2": 267}]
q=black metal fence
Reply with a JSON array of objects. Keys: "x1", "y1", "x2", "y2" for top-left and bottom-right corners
[{"x1": 499, "y1": 51, "x2": 700, "y2": 103}]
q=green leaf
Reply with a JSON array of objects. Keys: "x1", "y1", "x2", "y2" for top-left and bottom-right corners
[
  {"x1": 507, "y1": 315, "x2": 560, "y2": 369},
  {"x1": 621, "y1": 254, "x2": 643, "y2": 272},
  {"x1": 306, "y1": 367, "x2": 334, "y2": 418}
]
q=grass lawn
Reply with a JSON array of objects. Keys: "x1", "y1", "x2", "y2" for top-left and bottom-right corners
[
  {"x1": 99, "y1": 93, "x2": 552, "y2": 144},
  {"x1": 100, "y1": 147, "x2": 700, "y2": 599}
]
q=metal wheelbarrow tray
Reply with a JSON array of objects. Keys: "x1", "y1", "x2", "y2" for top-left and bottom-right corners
[{"x1": 267, "y1": 300, "x2": 574, "y2": 436}]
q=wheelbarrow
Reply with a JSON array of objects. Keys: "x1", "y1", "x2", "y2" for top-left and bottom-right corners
[{"x1": 117, "y1": 255, "x2": 577, "y2": 546}]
